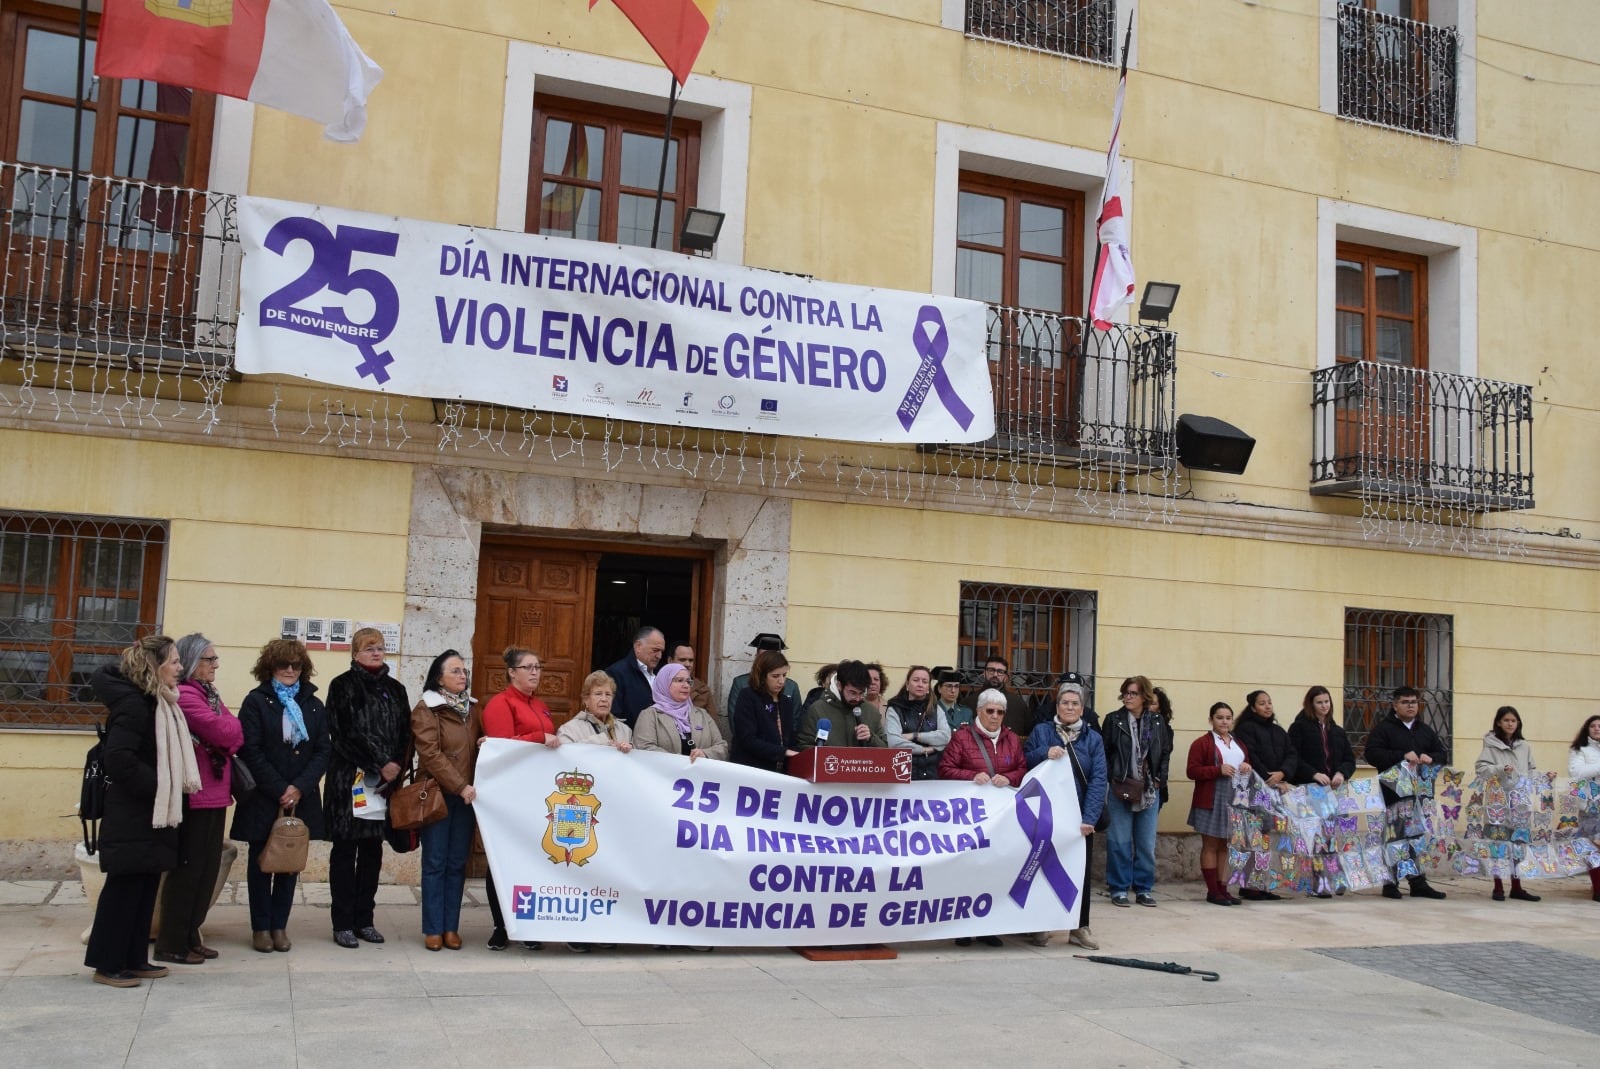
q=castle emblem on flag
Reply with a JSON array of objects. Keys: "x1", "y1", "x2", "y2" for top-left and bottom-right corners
[
  {"x1": 146, "y1": 0, "x2": 235, "y2": 28},
  {"x1": 542, "y1": 770, "x2": 601, "y2": 866}
]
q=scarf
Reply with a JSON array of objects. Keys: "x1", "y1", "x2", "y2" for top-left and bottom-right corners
[
  {"x1": 273, "y1": 679, "x2": 309, "y2": 745},
  {"x1": 153, "y1": 684, "x2": 201, "y2": 828},
  {"x1": 437, "y1": 687, "x2": 472, "y2": 719},
  {"x1": 651, "y1": 663, "x2": 695, "y2": 734},
  {"x1": 1055, "y1": 718, "x2": 1084, "y2": 746},
  {"x1": 973, "y1": 718, "x2": 1001, "y2": 742}
]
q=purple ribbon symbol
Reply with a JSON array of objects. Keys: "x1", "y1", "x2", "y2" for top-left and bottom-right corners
[
  {"x1": 1008, "y1": 778, "x2": 1079, "y2": 912},
  {"x1": 897, "y1": 306, "x2": 975, "y2": 432}
]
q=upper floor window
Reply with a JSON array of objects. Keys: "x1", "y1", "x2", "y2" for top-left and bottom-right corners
[
  {"x1": 0, "y1": 3, "x2": 215, "y2": 189},
  {"x1": 0, "y1": 510, "x2": 167, "y2": 730},
  {"x1": 1342, "y1": 607, "x2": 1453, "y2": 762},
  {"x1": 1336, "y1": 243, "x2": 1427, "y2": 371},
  {"x1": 1337, "y1": 0, "x2": 1458, "y2": 140},
  {"x1": 526, "y1": 96, "x2": 700, "y2": 252},
  {"x1": 957, "y1": 172, "x2": 1085, "y2": 444},
  {"x1": 964, "y1": 1, "x2": 1116, "y2": 65}
]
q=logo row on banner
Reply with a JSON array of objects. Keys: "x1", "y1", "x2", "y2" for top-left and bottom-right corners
[
  {"x1": 472, "y1": 741, "x2": 1086, "y2": 947},
  {"x1": 237, "y1": 196, "x2": 995, "y2": 444}
]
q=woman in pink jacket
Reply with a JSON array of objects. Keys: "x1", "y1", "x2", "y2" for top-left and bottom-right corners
[{"x1": 153, "y1": 632, "x2": 244, "y2": 964}]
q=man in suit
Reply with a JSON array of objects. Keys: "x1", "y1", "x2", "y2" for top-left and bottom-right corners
[{"x1": 605, "y1": 626, "x2": 665, "y2": 728}]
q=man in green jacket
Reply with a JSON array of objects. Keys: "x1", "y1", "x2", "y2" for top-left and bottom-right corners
[{"x1": 795, "y1": 659, "x2": 886, "y2": 749}]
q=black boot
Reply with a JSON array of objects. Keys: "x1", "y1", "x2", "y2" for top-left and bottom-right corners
[{"x1": 1408, "y1": 877, "x2": 1446, "y2": 900}]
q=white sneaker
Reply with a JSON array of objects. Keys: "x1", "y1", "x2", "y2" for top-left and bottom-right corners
[{"x1": 1067, "y1": 927, "x2": 1099, "y2": 951}]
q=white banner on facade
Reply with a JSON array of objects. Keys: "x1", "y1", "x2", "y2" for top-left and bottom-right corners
[
  {"x1": 236, "y1": 196, "x2": 994, "y2": 443},
  {"x1": 473, "y1": 741, "x2": 1084, "y2": 946}
]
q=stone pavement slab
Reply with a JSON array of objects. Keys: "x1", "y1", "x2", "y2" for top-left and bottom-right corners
[{"x1": 1, "y1": 874, "x2": 1596, "y2": 1067}]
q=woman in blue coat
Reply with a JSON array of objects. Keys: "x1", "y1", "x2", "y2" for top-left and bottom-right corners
[
  {"x1": 231, "y1": 639, "x2": 330, "y2": 954},
  {"x1": 1025, "y1": 681, "x2": 1107, "y2": 950}
]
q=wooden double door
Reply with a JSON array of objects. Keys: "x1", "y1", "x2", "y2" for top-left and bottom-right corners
[{"x1": 470, "y1": 537, "x2": 712, "y2": 727}]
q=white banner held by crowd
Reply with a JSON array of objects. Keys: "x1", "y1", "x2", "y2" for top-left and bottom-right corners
[
  {"x1": 472, "y1": 742, "x2": 1083, "y2": 947},
  {"x1": 237, "y1": 196, "x2": 994, "y2": 443}
]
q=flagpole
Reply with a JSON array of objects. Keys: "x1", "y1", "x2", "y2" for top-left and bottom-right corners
[
  {"x1": 649, "y1": 73, "x2": 681, "y2": 250},
  {"x1": 64, "y1": 0, "x2": 90, "y2": 320},
  {"x1": 1087, "y1": 12, "x2": 1135, "y2": 325}
]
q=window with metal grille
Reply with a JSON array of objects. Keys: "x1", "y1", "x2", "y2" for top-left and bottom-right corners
[
  {"x1": 964, "y1": 1, "x2": 1117, "y2": 65},
  {"x1": 0, "y1": 510, "x2": 167, "y2": 729},
  {"x1": 1342, "y1": 607, "x2": 1452, "y2": 762},
  {"x1": 957, "y1": 582, "x2": 1097, "y2": 712}
]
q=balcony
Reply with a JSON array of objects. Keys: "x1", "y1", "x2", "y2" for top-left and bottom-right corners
[
  {"x1": 1337, "y1": 2, "x2": 1457, "y2": 140},
  {"x1": 945, "y1": 304, "x2": 1175, "y2": 472},
  {"x1": 0, "y1": 161, "x2": 238, "y2": 369},
  {"x1": 965, "y1": 0, "x2": 1115, "y2": 64},
  {"x1": 1311, "y1": 362, "x2": 1533, "y2": 511}
]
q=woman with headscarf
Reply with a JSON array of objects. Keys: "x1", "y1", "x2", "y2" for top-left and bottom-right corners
[
  {"x1": 84, "y1": 635, "x2": 199, "y2": 987},
  {"x1": 321, "y1": 627, "x2": 411, "y2": 950},
  {"x1": 1025, "y1": 681, "x2": 1108, "y2": 949},
  {"x1": 412, "y1": 649, "x2": 482, "y2": 951},
  {"x1": 232, "y1": 638, "x2": 330, "y2": 953},
  {"x1": 632, "y1": 661, "x2": 728, "y2": 762},
  {"x1": 479, "y1": 646, "x2": 562, "y2": 951},
  {"x1": 153, "y1": 633, "x2": 242, "y2": 964}
]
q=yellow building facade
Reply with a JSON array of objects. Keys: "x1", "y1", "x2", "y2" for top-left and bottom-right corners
[{"x1": 2, "y1": 0, "x2": 1597, "y2": 869}]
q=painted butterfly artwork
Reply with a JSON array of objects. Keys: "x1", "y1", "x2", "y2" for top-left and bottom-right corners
[{"x1": 1441, "y1": 804, "x2": 1461, "y2": 820}]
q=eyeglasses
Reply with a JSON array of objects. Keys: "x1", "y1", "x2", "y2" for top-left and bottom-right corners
[
  {"x1": 279, "y1": 662, "x2": 303, "y2": 671},
  {"x1": 515, "y1": 664, "x2": 541, "y2": 673},
  {"x1": 199, "y1": 655, "x2": 220, "y2": 664},
  {"x1": 1121, "y1": 689, "x2": 1141, "y2": 698}
]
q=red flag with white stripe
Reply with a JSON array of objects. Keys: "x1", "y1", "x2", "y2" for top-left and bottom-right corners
[
  {"x1": 1088, "y1": 48, "x2": 1134, "y2": 329},
  {"x1": 95, "y1": 0, "x2": 382, "y2": 143}
]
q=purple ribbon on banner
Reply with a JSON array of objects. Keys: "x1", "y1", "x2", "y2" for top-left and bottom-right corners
[
  {"x1": 1008, "y1": 778, "x2": 1079, "y2": 912},
  {"x1": 897, "y1": 306, "x2": 975, "y2": 432}
]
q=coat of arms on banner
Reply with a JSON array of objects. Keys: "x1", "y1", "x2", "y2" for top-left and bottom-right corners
[{"x1": 542, "y1": 770, "x2": 600, "y2": 866}]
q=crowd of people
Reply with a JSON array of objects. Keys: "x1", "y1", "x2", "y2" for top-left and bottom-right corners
[{"x1": 80, "y1": 627, "x2": 1600, "y2": 988}]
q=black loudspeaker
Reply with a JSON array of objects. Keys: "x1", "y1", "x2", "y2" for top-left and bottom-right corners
[{"x1": 1176, "y1": 414, "x2": 1255, "y2": 475}]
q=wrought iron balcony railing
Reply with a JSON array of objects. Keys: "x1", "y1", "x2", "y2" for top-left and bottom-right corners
[
  {"x1": 966, "y1": 304, "x2": 1176, "y2": 472},
  {"x1": 0, "y1": 161, "x2": 238, "y2": 367},
  {"x1": 1337, "y1": 2, "x2": 1457, "y2": 140},
  {"x1": 965, "y1": 0, "x2": 1115, "y2": 64},
  {"x1": 1311, "y1": 361, "x2": 1533, "y2": 511}
]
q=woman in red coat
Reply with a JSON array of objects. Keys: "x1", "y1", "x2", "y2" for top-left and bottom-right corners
[
  {"x1": 479, "y1": 646, "x2": 561, "y2": 951},
  {"x1": 1187, "y1": 701, "x2": 1252, "y2": 906},
  {"x1": 939, "y1": 689, "x2": 1027, "y2": 947}
]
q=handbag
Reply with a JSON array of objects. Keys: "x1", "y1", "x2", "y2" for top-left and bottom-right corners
[
  {"x1": 389, "y1": 768, "x2": 446, "y2": 831},
  {"x1": 229, "y1": 754, "x2": 257, "y2": 802},
  {"x1": 1111, "y1": 775, "x2": 1146, "y2": 804},
  {"x1": 258, "y1": 805, "x2": 310, "y2": 874}
]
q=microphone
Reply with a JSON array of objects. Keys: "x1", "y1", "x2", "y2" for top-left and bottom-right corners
[{"x1": 816, "y1": 718, "x2": 831, "y2": 744}]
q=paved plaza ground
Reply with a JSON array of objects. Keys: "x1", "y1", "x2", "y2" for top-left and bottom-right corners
[{"x1": 1, "y1": 873, "x2": 1595, "y2": 1068}]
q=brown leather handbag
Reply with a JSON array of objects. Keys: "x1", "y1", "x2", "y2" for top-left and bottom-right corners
[
  {"x1": 258, "y1": 805, "x2": 310, "y2": 874},
  {"x1": 389, "y1": 768, "x2": 446, "y2": 831}
]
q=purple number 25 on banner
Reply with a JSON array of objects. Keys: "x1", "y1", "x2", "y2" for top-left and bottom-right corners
[{"x1": 258, "y1": 217, "x2": 401, "y2": 384}]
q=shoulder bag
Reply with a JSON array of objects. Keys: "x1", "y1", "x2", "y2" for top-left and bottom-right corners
[
  {"x1": 389, "y1": 766, "x2": 447, "y2": 830},
  {"x1": 229, "y1": 753, "x2": 257, "y2": 802},
  {"x1": 258, "y1": 805, "x2": 310, "y2": 874}
]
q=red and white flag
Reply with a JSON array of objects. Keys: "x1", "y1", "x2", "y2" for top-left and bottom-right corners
[
  {"x1": 96, "y1": 0, "x2": 383, "y2": 143},
  {"x1": 1088, "y1": 62, "x2": 1134, "y2": 329}
]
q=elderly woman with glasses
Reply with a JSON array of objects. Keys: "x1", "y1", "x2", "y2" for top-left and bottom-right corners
[
  {"x1": 1101, "y1": 675, "x2": 1173, "y2": 908},
  {"x1": 153, "y1": 633, "x2": 243, "y2": 965},
  {"x1": 412, "y1": 649, "x2": 483, "y2": 952},
  {"x1": 479, "y1": 646, "x2": 562, "y2": 951},
  {"x1": 321, "y1": 627, "x2": 411, "y2": 950},
  {"x1": 232, "y1": 639, "x2": 330, "y2": 954},
  {"x1": 939, "y1": 688, "x2": 1027, "y2": 947}
]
